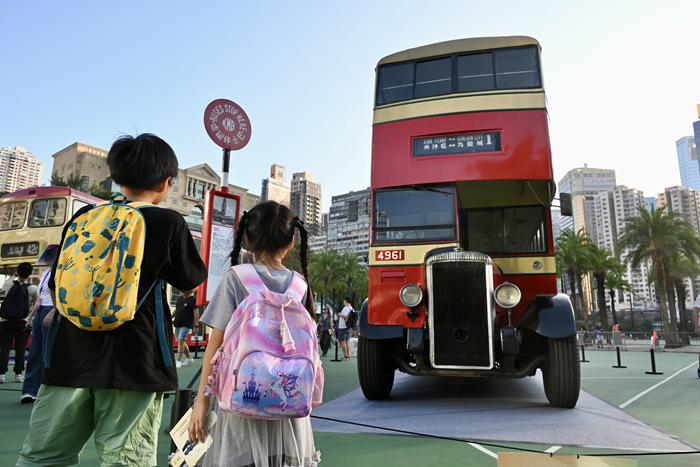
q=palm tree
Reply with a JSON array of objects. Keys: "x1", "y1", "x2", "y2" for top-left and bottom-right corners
[
  {"x1": 556, "y1": 229, "x2": 591, "y2": 315},
  {"x1": 335, "y1": 253, "x2": 368, "y2": 306},
  {"x1": 668, "y1": 251, "x2": 700, "y2": 336},
  {"x1": 618, "y1": 206, "x2": 698, "y2": 344},
  {"x1": 587, "y1": 244, "x2": 621, "y2": 329},
  {"x1": 605, "y1": 263, "x2": 630, "y2": 325},
  {"x1": 308, "y1": 250, "x2": 344, "y2": 308}
]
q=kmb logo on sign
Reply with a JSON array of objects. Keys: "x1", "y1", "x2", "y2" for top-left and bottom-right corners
[{"x1": 204, "y1": 99, "x2": 252, "y2": 150}]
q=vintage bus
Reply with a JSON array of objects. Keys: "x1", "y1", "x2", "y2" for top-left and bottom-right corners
[
  {"x1": 0, "y1": 186, "x2": 101, "y2": 274},
  {"x1": 358, "y1": 36, "x2": 579, "y2": 408}
]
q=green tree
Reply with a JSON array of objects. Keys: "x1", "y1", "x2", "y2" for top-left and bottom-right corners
[
  {"x1": 88, "y1": 184, "x2": 112, "y2": 200},
  {"x1": 556, "y1": 229, "x2": 591, "y2": 316},
  {"x1": 308, "y1": 249, "x2": 344, "y2": 308},
  {"x1": 51, "y1": 173, "x2": 83, "y2": 189},
  {"x1": 618, "y1": 206, "x2": 699, "y2": 344},
  {"x1": 605, "y1": 262, "x2": 630, "y2": 325},
  {"x1": 587, "y1": 244, "x2": 620, "y2": 329}
]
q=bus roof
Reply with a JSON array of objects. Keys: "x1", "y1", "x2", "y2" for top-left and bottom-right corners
[
  {"x1": 0, "y1": 186, "x2": 101, "y2": 203},
  {"x1": 377, "y1": 36, "x2": 540, "y2": 66}
]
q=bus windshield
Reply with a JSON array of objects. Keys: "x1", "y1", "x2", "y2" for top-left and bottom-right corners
[
  {"x1": 29, "y1": 198, "x2": 67, "y2": 228},
  {"x1": 373, "y1": 187, "x2": 456, "y2": 243},
  {"x1": 0, "y1": 201, "x2": 28, "y2": 231},
  {"x1": 464, "y1": 206, "x2": 547, "y2": 254}
]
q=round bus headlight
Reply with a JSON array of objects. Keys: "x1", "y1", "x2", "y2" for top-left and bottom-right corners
[
  {"x1": 399, "y1": 284, "x2": 423, "y2": 307},
  {"x1": 494, "y1": 283, "x2": 521, "y2": 309}
]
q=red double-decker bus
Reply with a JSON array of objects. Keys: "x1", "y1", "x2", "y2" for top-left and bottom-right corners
[{"x1": 357, "y1": 36, "x2": 579, "y2": 408}]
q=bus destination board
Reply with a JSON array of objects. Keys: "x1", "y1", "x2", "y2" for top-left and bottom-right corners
[
  {"x1": 413, "y1": 131, "x2": 501, "y2": 157},
  {"x1": 1, "y1": 241, "x2": 40, "y2": 258}
]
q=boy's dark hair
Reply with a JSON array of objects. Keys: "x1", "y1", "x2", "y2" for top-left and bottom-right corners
[
  {"x1": 343, "y1": 297, "x2": 352, "y2": 305},
  {"x1": 230, "y1": 201, "x2": 314, "y2": 316},
  {"x1": 17, "y1": 262, "x2": 33, "y2": 279},
  {"x1": 107, "y1": 133, "x2": 179, "y2": 190}
]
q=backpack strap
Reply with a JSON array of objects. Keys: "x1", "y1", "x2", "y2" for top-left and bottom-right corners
[
  {"x1": 153, "y1": 280, "x2": 173, "y2": 369},
  {"x1": 285, "y1": 272, "x2": 308, "y2": 304},
  {"x1": 233, "y1": 264, "x2": 269, "y2": 295}
]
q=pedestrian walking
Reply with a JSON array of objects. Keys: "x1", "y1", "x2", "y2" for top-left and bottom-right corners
[
  {"x1": 17, "y1": 133, "x2": 207, "y2": 467},
  {"x1": 191, "y1": 201, "x2": 322, "y2": 467},
  {"x1": 20, "y1": 247, "x2": 58, "y2": 403},
  {"x1": 594, "y1": 322, "x2": 604, "y2": 349},
  {"x1": 318, "y1": 307, "x2": 333, "y2": 357},
  {"x1": 337, "y1": 298, "x2": 354, "y2": 359},
  {"x1": 0, "y1": 262, "x2": 38, "y2": 385},
  {"x1": 173, "y1": 293, "x2": 199, "y2": 368}
]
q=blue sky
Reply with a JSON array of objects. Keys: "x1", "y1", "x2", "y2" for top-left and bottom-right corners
[{"x1": 1, "y1": 0, "x2": 699, "y2": 208}]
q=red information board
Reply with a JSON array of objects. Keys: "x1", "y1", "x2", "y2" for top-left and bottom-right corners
[{"x1": 197, "y1": 189, "x2": 241, "y2": 306}]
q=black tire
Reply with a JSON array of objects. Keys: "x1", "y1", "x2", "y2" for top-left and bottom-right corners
[
  {"x1": 542, "y1": 335, "x2": 580, "y2": 408},
  {"x1": 357, "y1": 336, "x2": 395, "y2": 400}
]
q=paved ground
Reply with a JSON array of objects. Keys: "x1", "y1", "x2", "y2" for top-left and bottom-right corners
[{"x1": 0, "y1": 349, "x2": 698, "y2": 466}]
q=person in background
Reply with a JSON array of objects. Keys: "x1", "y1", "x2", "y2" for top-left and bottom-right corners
[
  {"x1": 338, "y1": 297, "x2": 353, "y2": 359},
  {"x1": 173, "y1": 292, "x2": 199, "y2": 368},
  {"x1": 0, "y1": 262, "x2": 38, "y2": 384},
  {"x1": 20, "y1": 249, "x2": 58, "y2": 403},
  {"x1": 594, "y1": 322, "x2": 604, "y2": 349},
  {"x1": 318, "y1": 307, "x2": 333, "y2": 357}
]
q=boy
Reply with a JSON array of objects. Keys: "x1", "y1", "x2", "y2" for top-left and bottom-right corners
[
  {"x1": 0, "y1": 262, "x2": 39, "y2": 384},
  {"x1": 173, "y1": 292, "x2": 198, "y2": 367},
  {"x1": 18, "y1": 134, "x2": 207, "y2": 467},
  {"x1": 337, "y1": 297, "x2": 354, "y2": 359}
]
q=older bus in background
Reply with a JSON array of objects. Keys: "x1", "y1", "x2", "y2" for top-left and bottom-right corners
[{"x1": 358, "y1": 36, "x2": 579, "y2": 408}]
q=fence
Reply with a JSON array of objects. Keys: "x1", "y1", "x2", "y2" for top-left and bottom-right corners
[{"x1": 577, "y1": 331, "x2": 700, "y2": 350}]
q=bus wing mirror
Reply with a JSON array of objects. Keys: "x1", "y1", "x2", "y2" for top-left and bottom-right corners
[{"x1": 560, "y1": 193, "x2": 573, "y2": 217}]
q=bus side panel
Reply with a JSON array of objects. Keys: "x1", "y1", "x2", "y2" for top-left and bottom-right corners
[
  {"x1": 371, "y1": 109, "x2": 552, "y2": 189},
  {"x1": 368, "y1": 265, "x2": 426, "y2": 328}
]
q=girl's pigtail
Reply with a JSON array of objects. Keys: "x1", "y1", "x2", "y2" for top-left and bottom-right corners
[
  {"x1": 230, "y1": 211, "x2": 249, "y2": 266},
  {"x1": 294, "y1": 217, "x2": 315, "y2": 317}
]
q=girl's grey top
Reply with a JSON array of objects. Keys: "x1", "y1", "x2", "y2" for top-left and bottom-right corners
[{"x1": 199, "y1": 264, "x2": 298, "y2": 331}]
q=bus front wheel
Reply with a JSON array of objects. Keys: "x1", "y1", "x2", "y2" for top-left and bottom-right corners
[
  {"x1": 358, "y1": 336, "x2": 395, "y2": 400},
  {"x1": 542, "y1": 335, "x2": 580, "y2": 408}
]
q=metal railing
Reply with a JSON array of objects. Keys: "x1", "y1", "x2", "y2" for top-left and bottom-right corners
[{"x1": 577, "y1": 331, "x2": 700, "y2": 350}]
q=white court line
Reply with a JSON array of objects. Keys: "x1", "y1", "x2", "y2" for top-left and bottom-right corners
[
  {"x1": 468, "y1": 443, "x2": 498, "y2": 459},
  {"x1": 545, "y1": 446, "x2": 562, "y2": 453},
  {"x1": 619, "y1": 361, "x2": 697, "y2": 409}
]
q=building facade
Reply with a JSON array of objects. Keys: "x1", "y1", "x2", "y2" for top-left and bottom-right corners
[
  {"x1": 558, "y1": 166, "x2": 617, "y2": 236},
  {"x1": 51, "y1": 142, "x2": 110, "y2": 191},
  {"x1": 0, "y1": 146, "x2": 44, "y2": 193},
  {"x1": 261, "y1": 164, "x2": 291, "y2": 207},
  {"x1": 592, "y1": 186, "x2": 656, "y2": 311},
  {"x1": 290, "y1": 172, "x2": 323, "y2": 236},
  {"x1": 656, "y1": 186, "x2": 700, "y2": 236},
  {"x1": 326, "y1": 188, "x2": 371, "y2": 259},
  {"x1": 676, "y1": 136, "x2": 700, "y2": 193}
]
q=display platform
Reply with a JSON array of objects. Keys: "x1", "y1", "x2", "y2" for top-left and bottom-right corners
[{"x1": 312, "y1": 372, "x2": 693, "y2": 452}]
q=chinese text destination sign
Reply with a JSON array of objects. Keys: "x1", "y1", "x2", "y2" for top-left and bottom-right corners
[{"x1": 413, "y1": 131, "x2": 501, "y2": 157}]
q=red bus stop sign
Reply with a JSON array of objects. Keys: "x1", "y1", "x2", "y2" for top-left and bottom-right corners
[{"x1": 203, "y1": 99, "x2": 252, "y2": 150}]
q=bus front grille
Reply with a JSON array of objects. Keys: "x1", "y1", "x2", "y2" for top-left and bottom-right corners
[{"x1": 428, "y1": 251, "x2": 494, "y2": 369}]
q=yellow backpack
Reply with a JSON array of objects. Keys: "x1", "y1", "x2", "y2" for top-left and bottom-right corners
[{"x1": 55, "y1": 195, "x2": 151, "y2": 330}]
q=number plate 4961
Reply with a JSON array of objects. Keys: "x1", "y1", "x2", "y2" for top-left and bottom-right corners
[{"x1": 375, "y1": 249, "x2": 405, "y2": 261}]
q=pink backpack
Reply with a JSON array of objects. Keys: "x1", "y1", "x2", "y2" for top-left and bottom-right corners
[{"x1": 205, "y1": 264, "x2": 324, "y2": 419}]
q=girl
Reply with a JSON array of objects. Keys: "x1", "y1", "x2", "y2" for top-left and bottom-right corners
[{"x1": 190, "y1": 201, "x2": 321, "y2": 467}]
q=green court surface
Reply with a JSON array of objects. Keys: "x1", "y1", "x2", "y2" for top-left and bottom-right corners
[{"x1": 1, "y1": 349, "x2": 698, "y2": 466}]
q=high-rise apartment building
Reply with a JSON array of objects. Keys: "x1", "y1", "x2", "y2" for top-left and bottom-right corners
[
  {"x1": 327, "y1": 188, "x2": 371, "y2": 259},
  {"x1": 694, "y1": 104, "x2": 700, "y2": 165},
  {"x1": 676, "y1": 136, "x2": 700, "y2": 192},
  {"x1": 261, "y1": 164, "x2": 290, "y2": 207},
  {"x1": 656, "y1": 186, "x2": 700, "y2": 236},
  {"x1": 592, "y1": 186, "x2": 655, "y2": 310},
  {"x1": 290, "y1": 172, "x2": 323, "y2": 236},
  {"x1": 51, "y1": 142, "x2": 110, "y2": 192},
  {"x1": 558, "y1": 166, "x2": 617, "y2": 236},
  {"x1": 0, "y1": 147, "x2": 44, "y2": 192}
]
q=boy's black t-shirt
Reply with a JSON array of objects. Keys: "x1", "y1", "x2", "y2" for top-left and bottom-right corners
[{"x1": 46, "y1": 205, "x2": 207, "y2": 392}]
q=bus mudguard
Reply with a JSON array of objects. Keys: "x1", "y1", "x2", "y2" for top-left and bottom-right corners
[
  {"x1": 519, "y1": 294, "x2": 576, "y2": 339},
  {"x1": 358, "y1": 299, "x2": 404, "y2": 340}
]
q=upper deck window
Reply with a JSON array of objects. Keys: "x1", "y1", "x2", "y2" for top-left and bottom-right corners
[
  {"x1": 373, "y1": 187, "x2": 456, "y2": 243},
  {"x1": 29, "y1": 198, "x2": 67, "y2": 228},
  {"x1": 415, "y1": 57, "x2": 452, "y2": 98},
  {"x1": 0, "y1": 201, "x2": 27, "y2": 231},
  {"x1": 376, "y1": 46, "x2": 540, "y2": 106},
  {"x1": 377, "y1": 62, "x2": 414, "y2": 105}
]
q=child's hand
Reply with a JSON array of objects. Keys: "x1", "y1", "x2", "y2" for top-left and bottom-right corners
[{"x1": 188, "y1": 397, "x2": 210, "y2": 444}]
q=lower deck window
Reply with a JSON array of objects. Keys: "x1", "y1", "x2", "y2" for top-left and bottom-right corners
[{"x1": 464, "y1": 206, "x2": 547, "y2": 253}]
